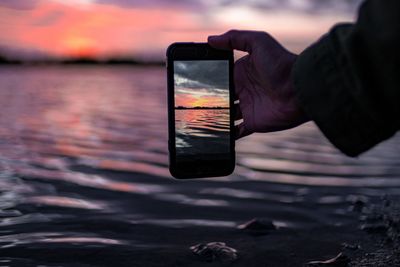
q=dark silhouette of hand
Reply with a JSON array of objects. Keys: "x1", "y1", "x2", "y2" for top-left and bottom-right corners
[{"x1": 208, "y1": 30, "x2": 309, "y2": 139}]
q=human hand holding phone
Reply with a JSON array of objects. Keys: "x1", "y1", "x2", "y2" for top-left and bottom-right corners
[
  {"x1": 167, "y1": 31, "x2": 310, "y2": 178},
  {"x1": 208, "y1": 30, "x2": 309, "y2": 139}
]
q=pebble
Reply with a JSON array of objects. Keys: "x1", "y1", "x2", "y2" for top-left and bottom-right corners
[
  {"x1": 306, "y1": 252, "x2": 350, "y2": 267},
  {"x1": 352, "y1": 201, "x2": 367, "y2": 212},
  {"x1": 237, "y1": 218, "x2": 276, "y2": 236},
  {"x1": 347, "y1": 195, "x2": 368, "y2": 212},
  {"x1": 190, "y1": 242, "x2": 238, "y2": 262}
]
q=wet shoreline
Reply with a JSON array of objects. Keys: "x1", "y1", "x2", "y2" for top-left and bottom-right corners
[{"x1": 0, "y1": 66, "x2": 399, "y2": 266}]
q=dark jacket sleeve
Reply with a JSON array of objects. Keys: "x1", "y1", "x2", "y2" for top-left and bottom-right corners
[{"x1": 292, "y1": 0, "x2": 400, "y2": 157}]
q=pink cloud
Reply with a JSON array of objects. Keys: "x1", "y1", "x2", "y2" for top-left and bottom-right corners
[
  {"x1": 0, "y1": 0, "x2": 39, "y2": 10},
  {"x1": 0, "y1": 1, "x2": 221, "y2": 58},
  {"x1": 0, "y1": 0, "x2": 357, "y2": 59}
]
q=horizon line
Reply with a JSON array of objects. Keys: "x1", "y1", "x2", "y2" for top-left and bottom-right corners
[
  {"x1": 175, "y1": 106, "x2": 229, "y2": 109},
  {"x1": 0, "y1": 55, "x2": 164, "y2": 65}
]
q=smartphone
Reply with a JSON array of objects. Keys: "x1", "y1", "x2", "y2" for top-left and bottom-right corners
[{"x1": 167, "y1": 43, "x2": 235, "y2": 179}]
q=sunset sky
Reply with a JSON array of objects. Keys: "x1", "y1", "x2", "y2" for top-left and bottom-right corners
[
  {"x1": 0, "y1": 0, "x2": 361, "y2": 60},
  {"x1": 174, "y1": 60, "x2": 229, "y2": 108}
]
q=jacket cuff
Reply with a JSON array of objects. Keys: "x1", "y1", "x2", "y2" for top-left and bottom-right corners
[{"x1": 292, "y1": 32, "x2": 393, "y2": 157}]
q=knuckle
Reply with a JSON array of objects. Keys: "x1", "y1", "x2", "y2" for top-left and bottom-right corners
[
  {"x1": 254, "y1": 31, "x2": 270, "y2": 41},
  {"x1": 226, "y1": 29, "x2": 239, "y2": 36}
]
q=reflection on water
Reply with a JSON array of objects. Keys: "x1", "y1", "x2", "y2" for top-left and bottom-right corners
[
  {"x1": 0, "y1": 66, "x2": 399, "y2": 265},
  {"x1": 0, "y1": 232, "x2": 126, "y2": 248},
  {"x1": 175, "y1": 109, "x2": 229, "y2": 138},
  {"x1": 26, "y1": 196, "x2": 108, "y2": 210},
  {"x1": 175, "y1": 109, "x2": 230, "y2": 157}
]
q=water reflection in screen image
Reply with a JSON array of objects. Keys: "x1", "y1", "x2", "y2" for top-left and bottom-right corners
[{"x1": 173, "y1": 60, "x2": 230, "y2": 161}]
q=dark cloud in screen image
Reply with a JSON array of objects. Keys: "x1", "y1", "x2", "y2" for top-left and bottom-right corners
[{"x1": 174, "y1": 60, "x2": 229, "y2": 90}]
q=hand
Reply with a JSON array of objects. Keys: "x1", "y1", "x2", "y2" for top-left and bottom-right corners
[{"x1": 208, "y1": 30, "x2": 309, "y2": 139}]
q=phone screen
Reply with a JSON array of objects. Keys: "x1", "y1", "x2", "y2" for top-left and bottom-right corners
[{"x1": 174, "y1": 60, "x2": 230, "y2": 164}]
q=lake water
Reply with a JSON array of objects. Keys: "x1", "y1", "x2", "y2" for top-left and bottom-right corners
[
  {"x1": 175, "y1": 109, "x2": 230, "y2": 157},
  {"x1": 0, "y1": 66, "x2": 399, "y2": 266}
]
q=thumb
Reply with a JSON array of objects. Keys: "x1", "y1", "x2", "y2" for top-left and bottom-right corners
[{"x1": 208, "y1": 30, "x2": 258, "y2": 53}]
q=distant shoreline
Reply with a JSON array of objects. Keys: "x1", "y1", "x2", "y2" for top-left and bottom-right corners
[
  {"x1": 175, "y1": 107, "x2": 229, "y2": 110},
  {"x1": 0, "y1": 57, "x2": 164, "y2": 66}
]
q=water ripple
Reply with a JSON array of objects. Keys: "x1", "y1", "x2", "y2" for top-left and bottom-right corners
[{"x1": 0, "y1": 66, "x2": 399, "y2": 265}]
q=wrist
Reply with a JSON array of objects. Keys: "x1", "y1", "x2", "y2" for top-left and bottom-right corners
[
  {"x1": 285, "y1": 55, "x2": 311, "y2": 127},
  {"x1": 290, "y1": 80, "x2": 310, "y2": 126}
]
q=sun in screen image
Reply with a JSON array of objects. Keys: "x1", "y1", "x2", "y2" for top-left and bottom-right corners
[{"x1": 174, "y1": 60, "x2": 230, "y2": 161}]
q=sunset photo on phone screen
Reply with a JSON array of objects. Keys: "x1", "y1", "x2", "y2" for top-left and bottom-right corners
[{"x1": 174, "y1": 60, "x2": 230, "y2": 162}]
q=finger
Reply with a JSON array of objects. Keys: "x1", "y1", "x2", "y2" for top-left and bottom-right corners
[
  {"x1": 234, "y1": 103, "x2": 242, "y2": 121},
  {"x1": 233, "y1": 56, "x2": 250, "y2": 99},
  {"x1": 208, "y1": 30, "x2": 260, "y2": 53},
  {"x1": 235, "y1": 123, "x2": 251, "y2": 140}
]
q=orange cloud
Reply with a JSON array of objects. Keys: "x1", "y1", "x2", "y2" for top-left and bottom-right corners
[
  {"x1": 0, "y1": 1, "x2": 355, "y2": 59},
  {"x1": 0, "y1": 1, "x2": 222, "y2": 58},
  {"x1": 176, "y1": 93, "x2": 228, "y2": 108}
]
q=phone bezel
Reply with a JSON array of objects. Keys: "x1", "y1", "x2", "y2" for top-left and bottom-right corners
[{"x1": 166, "y1": 42, "x2": 235, "y2": 179}]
